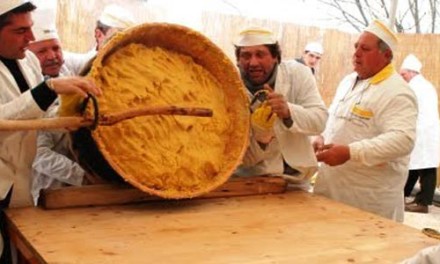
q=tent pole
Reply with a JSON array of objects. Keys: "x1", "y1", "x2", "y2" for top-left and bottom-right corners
[{"x1": 389, "y1": 0, "x2": 399, "y2": 29}]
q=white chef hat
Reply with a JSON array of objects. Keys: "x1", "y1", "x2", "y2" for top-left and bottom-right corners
[
  {"x1": 0, "y1": 0, "x2": 30, "y2": 16},
  {"x1": 234, "y1": 26, "x2": 277, "y2": 47},
  {"x1": 305, "y1": 42, "x2": 323, "y2": 55},
  {"x1": 98, "y1": 4, "x2": 134, "y2": 29},
  {"x1": 401, "y1": 54, "x2": 422, "y2": 73},
  {"x1": 32, "y1": 7, "x2": 58, "y2": 42},
  {"x1": 364, "y1": 19, "x2": 398, "y2": 52}
]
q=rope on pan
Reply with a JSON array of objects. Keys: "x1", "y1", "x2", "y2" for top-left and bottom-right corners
[{"x1": 79, "y1": 93, "x2": 99, "y2": 130}]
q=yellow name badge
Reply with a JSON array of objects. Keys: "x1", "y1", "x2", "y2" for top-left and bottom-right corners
[{"x1": 351, "y1": 105, "x2": 373, "y2": 119}]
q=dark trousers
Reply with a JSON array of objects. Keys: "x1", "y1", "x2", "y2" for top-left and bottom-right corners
[
  {"x1": 404, "y1": 168, "x2": 437, "y2": 206},
  {"x1": 0, "y1": 188, "x2": 13, "y2": 264}
]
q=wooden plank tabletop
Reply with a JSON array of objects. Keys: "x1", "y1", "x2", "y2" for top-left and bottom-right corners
[{"x1": 5, "y1": 191, "x2": 438, "y2": 264}]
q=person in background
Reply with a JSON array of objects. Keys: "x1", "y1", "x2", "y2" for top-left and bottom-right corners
[
  {"x1": 94, "y1": 4, "x2": 134, "y2": 51},
  {"x1": 28, "y1": 8, "x2": 101, "y2": 206},
  {"x1": 63, "y1": 4, "x2": 135, "y2": 75},
  {"x1": 0, "y1": 1, "x2": 100, "y2": 263},
  {"x1": 27, "y1": 7, "x2": 70, "y2": 78},
  {"x1": 400, "y1": 54, "x2": 440, "y2": 214},
  {"x1": 295, "y1": 41, "x2": 323, "y2": 75},
  {"x1": 233, "y1": 26, "x2": 328, "y2": 189},
  {"x1": 312, "y1": 20, "x2": 418, "y2": 222}
]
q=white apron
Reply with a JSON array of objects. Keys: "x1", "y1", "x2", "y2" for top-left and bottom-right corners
[{"x1": 314, "y1": 65, "x2": 418, "y2": 222}]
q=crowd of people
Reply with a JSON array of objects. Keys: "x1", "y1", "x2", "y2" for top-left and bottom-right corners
[{"x1": 0, "y1": 0, "x2": 439, "y2": 263}]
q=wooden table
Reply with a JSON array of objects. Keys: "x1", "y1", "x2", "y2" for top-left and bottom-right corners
[{"x1": 5, "y1": 191, "x2": 438, "y2": 264}]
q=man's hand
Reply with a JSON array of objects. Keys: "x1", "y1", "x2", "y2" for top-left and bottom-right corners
[
  {"x1": 264, "y1": 84, "x2": 290, "y2": 119},
  {"x1": 50, "y1": 76, "x2": 102, "y2": 98},
  {"x1": 312, "y1": 135, "x2": 325, "y2": 153},
  {"x1": 316, "y1": 144, "x2": 350, "y2": 166}
]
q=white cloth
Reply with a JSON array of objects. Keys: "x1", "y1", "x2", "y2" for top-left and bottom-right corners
[
  {"x1": 401, "y1": 54, "x2": 422, "y2": 73},
  {"x1": 0, "y1": 50, "x2": 45, "y2": 208},
  {"x1": 236, "y1": 60, "x2": 328, "y2": 180},
  {"x1": 31, "y1": 106, "x2": 85, "y2": 205},
  {"x1": 0, "y1": 0, "x2": 29, "y2": 16},
  {"x1": 314, "y1": 68, "x2": 418, "y2": 222},
  {"x1": 400, "y1": 244, "x2": 440, "y2": 264},
  {"x1": 407, "y1": 75, "x2": 440, "y2": 169},
  {"x1": 31, "y1": 68, "x2": 85, "y2": 206},
  {"x1": 63, "y1": 49, "x2": 97, "y2": 76}
]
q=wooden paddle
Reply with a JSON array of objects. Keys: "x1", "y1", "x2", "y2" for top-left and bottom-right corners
[{"x1": 0, "y1": 106, "x2": 213, "y2": 132}]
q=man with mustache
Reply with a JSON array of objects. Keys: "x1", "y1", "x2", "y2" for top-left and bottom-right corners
[
  {"x1": 233, "y1": 26, "x2": 328, "y2": 188},
  {"x1": 28, "y1": 8, "x2": 100, "y2": 207},
  {"x1": 27, "y1": 8, "x2": 70, "y2": 78},
  {"x1": 312, "y1": 20, "x2": 418, "y2": 222}
]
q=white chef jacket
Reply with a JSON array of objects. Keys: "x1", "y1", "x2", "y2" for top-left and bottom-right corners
[
  {"x1": 0, "y1": 51, "x2": 46, "y2": 207},
  {"x1": 314, "y1": 64, "x2": 418, "y2": 222},
  {"x1": 407, "y1": 74, "x2": 440, "y2": 169},
  {"x1": 400, "y1": 244, "x2": 440, "y2": 264},
  {"x1": 236, "y1": 60, "x2": 328, "y2": 180}
]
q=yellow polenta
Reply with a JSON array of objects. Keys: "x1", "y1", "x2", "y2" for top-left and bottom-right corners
[{"x1": 90, "y1": 43, "x2": 235, "y2": 197}]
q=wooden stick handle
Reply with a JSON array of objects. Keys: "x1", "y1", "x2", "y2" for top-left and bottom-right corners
[
  {"x1": 100, "y1": 106, "x2": 213, "y2": 126},
  {"x1": 0, "y1": 117, "x2": 93, "y2": 131},
  {"x1": 0, "y1": 106, "x2": 213, "y2": 131}
]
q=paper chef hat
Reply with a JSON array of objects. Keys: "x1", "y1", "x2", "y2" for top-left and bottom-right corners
[
  {"x1": 305, "y1": 42, "x2": 323, "y2": 55},
  {"x1": 0, "y1": 0, "x2": 30, "y2": 16},
  {"x1": 98, "y1": 4, "x2": 135, "y2": 29},
  {"x1": 401, "y1": 54, "x2": 422, "y2": 73},
  {"x1": 364, "y1": 20, "x2": 398, "y2": 52},
  {"x1": 32, "y1": 8, "x2": 59, "y2": 42},
  {"x1": 234, "y1": 26, "x2": 277, "y2": 47}
]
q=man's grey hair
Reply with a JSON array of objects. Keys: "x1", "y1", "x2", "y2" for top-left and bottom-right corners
[{"x1": 378, "y1": 39, "x2": 393, "y2": 60}]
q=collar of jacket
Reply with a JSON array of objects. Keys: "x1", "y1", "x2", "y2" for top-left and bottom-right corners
[{"x1": 369, "y1": 63, "x2": 395, "y2": 85}]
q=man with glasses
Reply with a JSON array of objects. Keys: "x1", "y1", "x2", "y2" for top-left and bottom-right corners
[{"x1": 312, "y1": 20, "x2": 418, "y2": 222}]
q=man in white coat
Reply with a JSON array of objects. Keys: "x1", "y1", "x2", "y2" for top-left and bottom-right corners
[
  {"x1": 0, "y1": 1, "x2": 101, "y2": 263},
  {"x1": 27, "y1": 7, "x2": 71, "y2": 78},
  {"x1": 233, "y1": 26, "x2": 328, "y2": 186},
  {"x1": 28, "y1": 8, "x2": 92, "y2": 206},
  {"x1": 400, "y1": 54, "x2": 440, "y2": 213},
  {"x1": 63, "y1": 4, "x2": 135, "y2": 75},
  {"x1": 313, "y1": 20, "x2": 418, "y2": 222}
]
